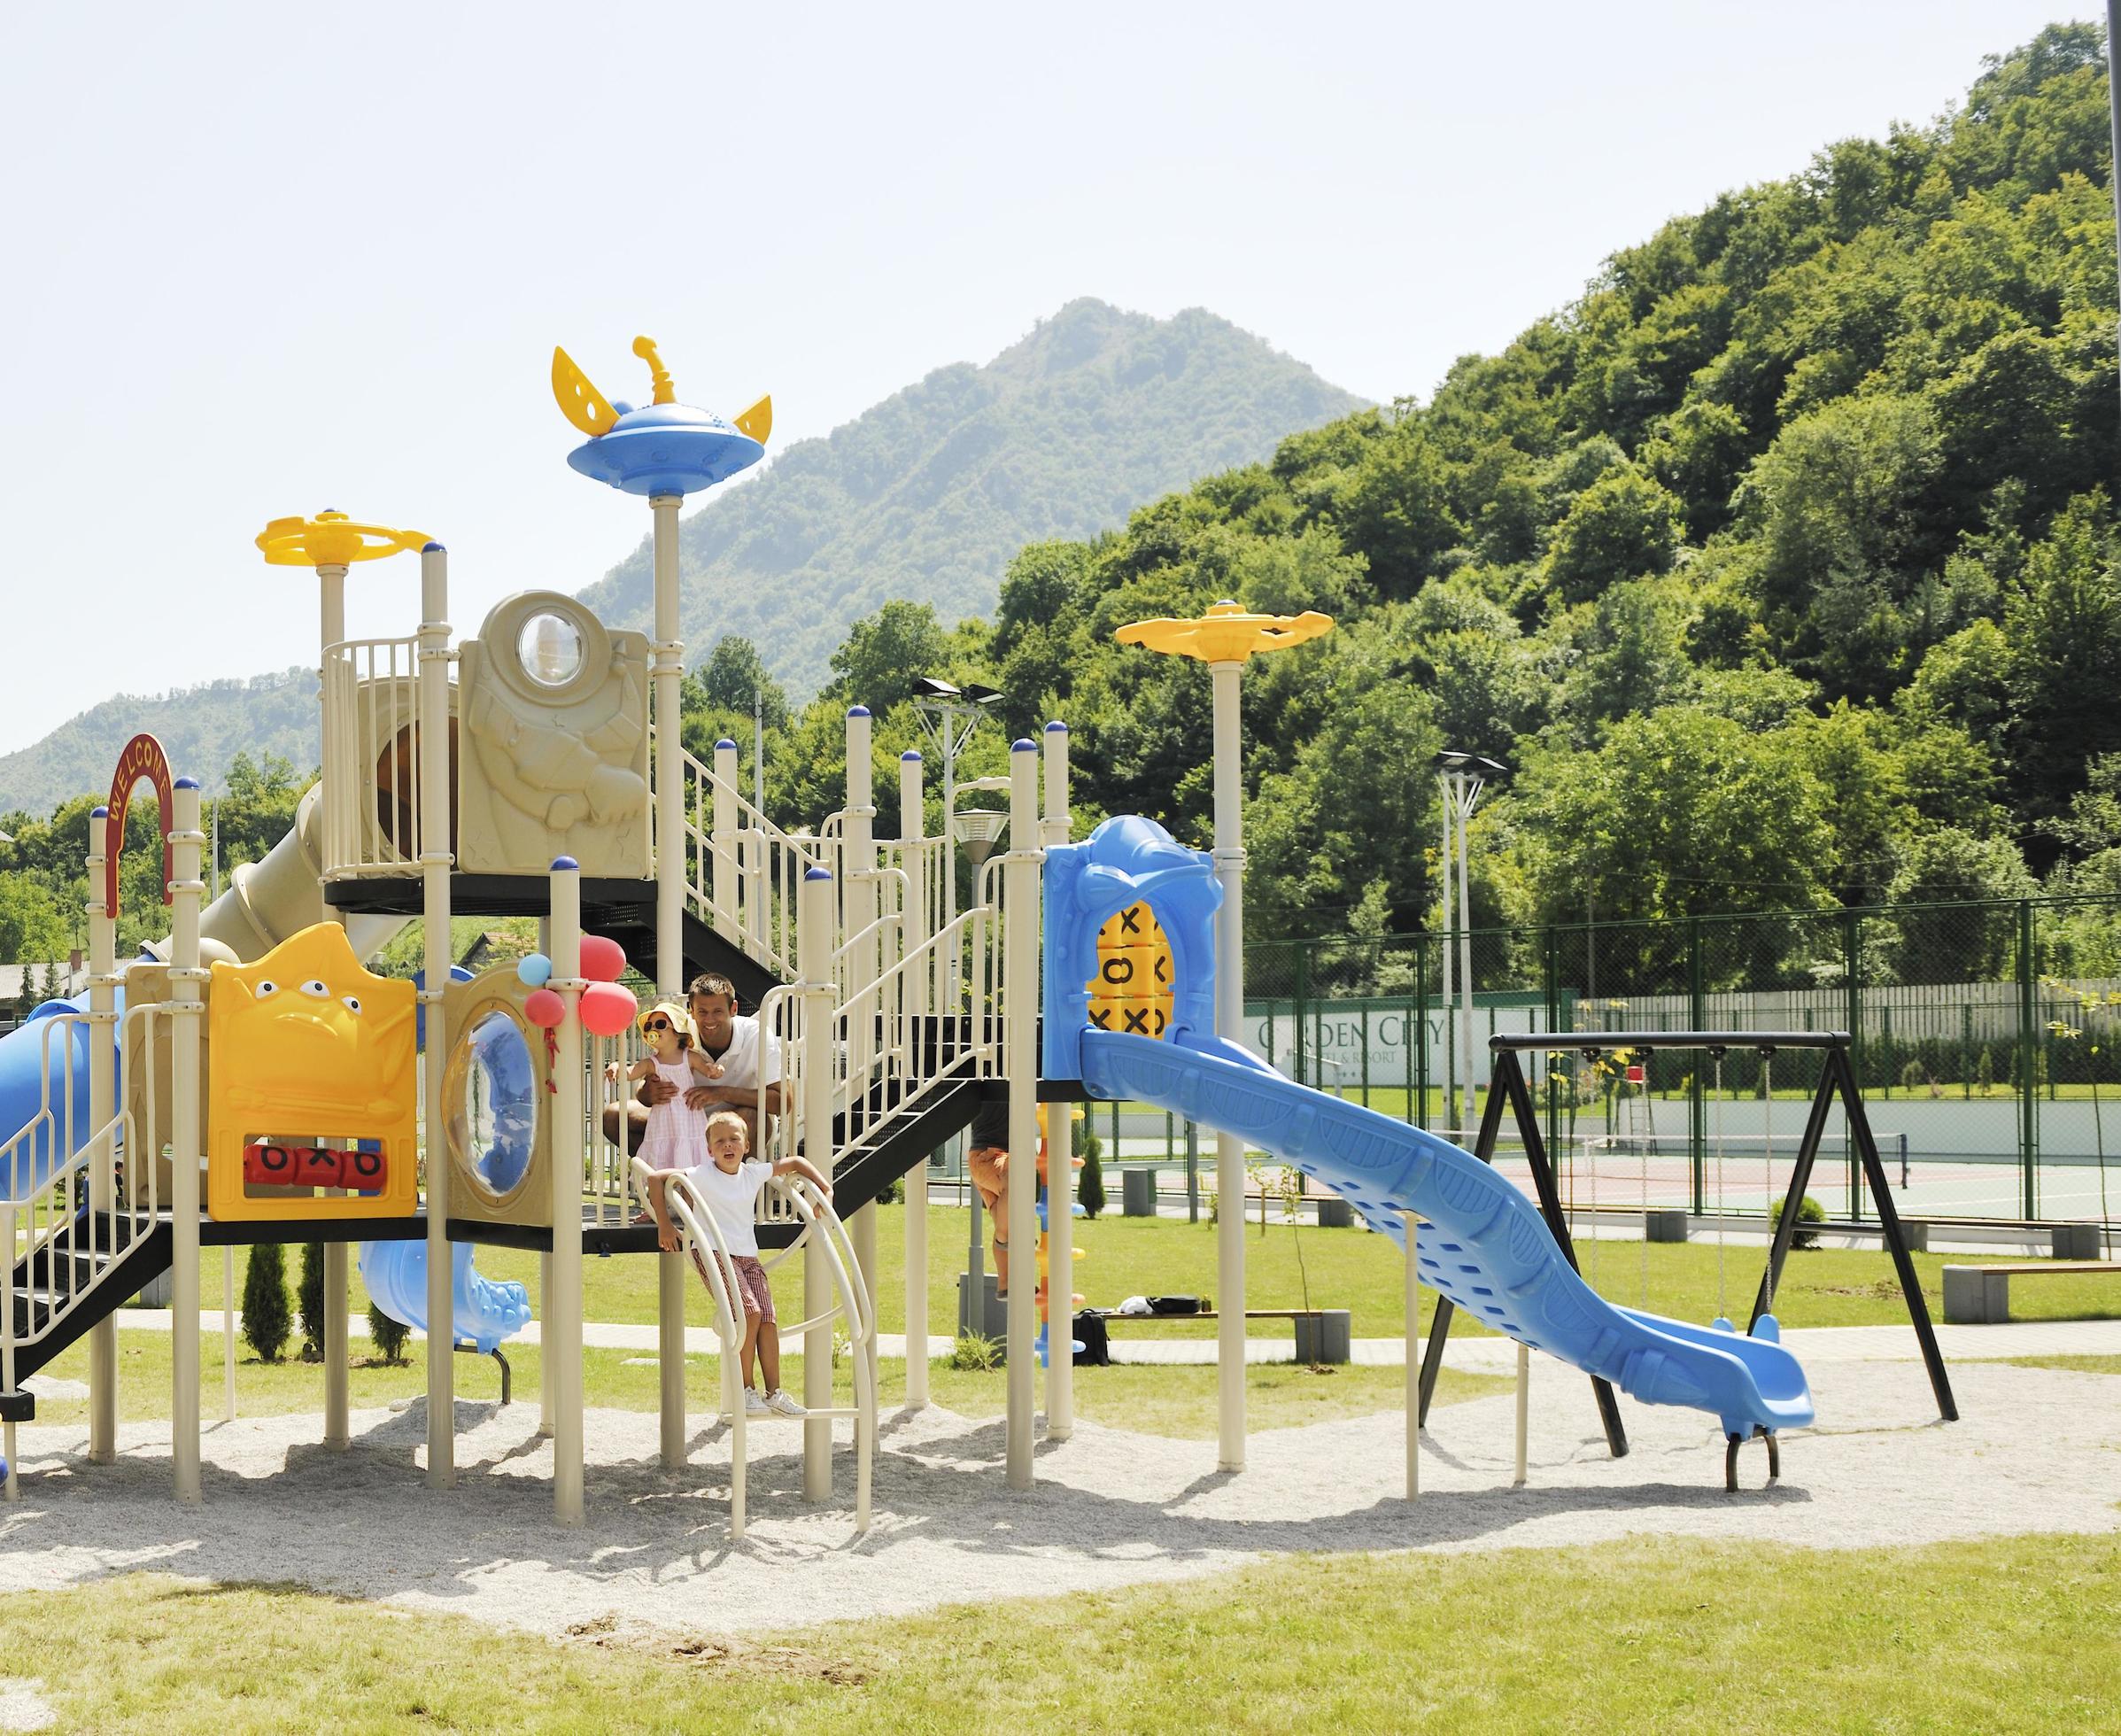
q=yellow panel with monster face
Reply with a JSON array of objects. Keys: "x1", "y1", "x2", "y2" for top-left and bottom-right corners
[{"x1": 206, "y1": 923, "x2": 419, "y2": 1220}]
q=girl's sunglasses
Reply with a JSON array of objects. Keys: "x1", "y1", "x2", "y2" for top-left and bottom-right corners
[{"x1": 643, "y1": 1016, "x2": 672, "y2": 1033}]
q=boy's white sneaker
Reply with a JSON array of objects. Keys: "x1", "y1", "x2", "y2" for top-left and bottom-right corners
[
  {"x1": 742, "y1": 1388, "x2": 770, "y2": 1416},
  {"x1": 764, "y1": 1388, "x2": 808, "y2": 1419}
]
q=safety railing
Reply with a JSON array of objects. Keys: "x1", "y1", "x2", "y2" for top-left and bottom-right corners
[
  {"x1": 320, "y1": 635, "x2": 432, "y2": 879},
  {"x1": 3, "y1": 1009, "x2": 161, "y2": 1421},
  {"x1": 632, "y1": 1156, "x2": 874, "y2": 1536},
  {"x1": 676, "y1": 740, "x2": 836, "y2": 982}
]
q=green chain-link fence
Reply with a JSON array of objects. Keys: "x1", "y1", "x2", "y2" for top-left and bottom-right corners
[{"x1": 1241, "y1": 893, "x2": 2121, "y2": 1231}]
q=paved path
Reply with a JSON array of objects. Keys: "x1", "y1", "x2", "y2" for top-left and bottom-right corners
[{"x1": 102, "y1": 1307, "x2": 2121, "y2": 1375}]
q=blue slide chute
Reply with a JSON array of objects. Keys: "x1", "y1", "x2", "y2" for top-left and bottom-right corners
[
  {"x1": 358, "y1": 1239, "x2": 530, "y2": 1356},
  {"x1": 1080, "y1": 1027, "x2": 1815, "y2": 1440},
  {"x1": 0, "y1": 994, "x2": 103, "y2": 1199}
]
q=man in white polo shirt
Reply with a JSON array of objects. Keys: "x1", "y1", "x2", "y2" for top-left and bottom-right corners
[{"x1": 606, "y1": 972, "x2": 785, "y2": 1152}]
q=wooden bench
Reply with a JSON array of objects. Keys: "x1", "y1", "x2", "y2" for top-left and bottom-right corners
[
  {"x1": 1940, "y1": 1261, "x2": 2121, "y2": 1324},
  {"x1": 1089, "y1": 1306, "x2": 1351, "y2": 1363}
]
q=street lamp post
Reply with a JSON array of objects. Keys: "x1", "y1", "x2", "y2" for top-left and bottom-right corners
[
  {"x1": 1434, "y1": 752, "x2": 1506, "y2": 1135},
  {"x1": 914, "y1": 676, "x2": 1005, "y2": 938}
]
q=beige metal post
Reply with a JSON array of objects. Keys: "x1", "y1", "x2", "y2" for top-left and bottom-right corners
[
  {"x1": 550, "y1": 856, "x2": 587, "y2": 1525},
  {"x1": 419, "y1": 540, "x2": 455, "y2": 1486},
  {"x1": 650, "y1": 495, "x2": 686, "y2": 1476},
  {"x1": 1513, "y1": 1344, "x2": 1530, "y2": 1489},
  {"x1": 85, "y1": 810, "x2": 117, "y2": 1461},
  {"x1": 169, "y1": 779, "x2": 205, "y2": 1502},
  {"x1": 1405, "y1": 1211, "x2": 1420, "y2": 1500},
  {"x1": 842, "y1": 708, "x2": 879, "y2": 1408},
  {"x1": 712, "y1": 737, "x2": 739, "y2": 936},
  {"x1": 799, "y1": 867, "x2": 836, "y2": 1498},
  {"x1": 1210, "y1": 660, "x2": 1246, "y2": 1472},
  {"x1": 899, "y1": 748, "x2": 929, "y2": 1407},
  {"x1": 1003, "y1": 740, "x2": 1041, "y2": 1489},
  {"x1": 1040, "y1": 722, "x2": 1073, "y2": 1438}
]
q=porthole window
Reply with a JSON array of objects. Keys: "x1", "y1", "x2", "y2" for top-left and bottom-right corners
[{"x1": 517, "y1": 611, "x2": 584, "y2": 687}]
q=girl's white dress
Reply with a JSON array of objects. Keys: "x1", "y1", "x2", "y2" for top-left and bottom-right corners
[{"x1": 638, "y1": 1056, "x2": 708, "y2": 1169}]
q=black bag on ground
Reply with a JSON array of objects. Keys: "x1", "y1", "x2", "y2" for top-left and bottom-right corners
[
  {"x1": 1147, "y1": 1295, "x2": 1204, "y2": 1315},
  {"x1": 1072, "y1": 1312, "x2": 1111, "y2": 1366}
]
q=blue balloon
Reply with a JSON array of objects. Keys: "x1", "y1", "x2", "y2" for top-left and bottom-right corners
[{"x1": 516, "y1": 952, "x2": 553, "y2": 988}]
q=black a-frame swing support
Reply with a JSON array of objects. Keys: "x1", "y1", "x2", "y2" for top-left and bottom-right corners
[{"x1": 1415, "y1": 1030, "x2": 1957, "y2": 1468}]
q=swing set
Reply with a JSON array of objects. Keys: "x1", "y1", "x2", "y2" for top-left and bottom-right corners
[{"x1": 1416, "y1": 1030, "x2": 1957, "y2": 1490}]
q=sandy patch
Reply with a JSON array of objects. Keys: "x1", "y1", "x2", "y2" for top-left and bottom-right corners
[{"x1": 0, "y1": 1357, "x2": 2114, "y2": 1639}]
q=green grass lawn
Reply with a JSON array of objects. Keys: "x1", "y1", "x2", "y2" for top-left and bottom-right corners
[
  {"x1": 18, "y1": 1329, "x2": 1505, "y2": 1441},
  {"x1": 1, "y1": 1534, "x2": 2115, "y2": 1732},
  {"x1": 160, "y1": 1207, "x2": 2121, "y2": 1367},
  {"x1": 2003, "y1": 1353, "x2": 2121, "y2": 1377}
]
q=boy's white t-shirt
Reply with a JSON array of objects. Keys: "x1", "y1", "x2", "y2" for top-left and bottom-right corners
[
  {"x1": 698, "y1": 1013, "x2": 781, "y2": 1094},
  {"x1": 685, "y1": 1159, "x2": 774, "y2": 1258}
]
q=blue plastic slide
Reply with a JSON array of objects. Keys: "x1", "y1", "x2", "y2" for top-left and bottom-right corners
[
  {"x1": 1080, "y1": 1027, "x2": 1815, "y2": 1439},
  {"x1": 358, "y1": 1239, "x2": 531, "y2": 1356}
]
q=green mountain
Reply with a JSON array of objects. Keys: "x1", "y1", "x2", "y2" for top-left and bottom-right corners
[
  {"x1": 0, "y1": 669, "x2": 317, "y2": 818},
  {"x1": 575, "y1": 298, "x2": 1367, "y2": 694},
  {"x1": 0, "y1": 301, "x2": 1359, "y2": 816}
]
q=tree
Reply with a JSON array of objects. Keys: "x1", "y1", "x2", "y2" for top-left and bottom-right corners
[
  {"x1": 1075, "y1": 1119, "x2": 1105, "y2": 1219},
  {"x1": 0, "y1": 878, "x2": 67, "y2": 965},
  {"x1": 2006, "y1": 491, "x2": 2121, "y2": 839},
  {"x1": 368, "y1": 1301, "x2": 410, "y2": 1364},
  {"x1": 242, "y1": 1244, "x2": 292, "y2": 1363},
  {"x1": 823, "y1": 600, "x2": 950, "y2": 713},
  {"x1": 297, "y1": 1242, "x2": 325, "y2": 1360},
  {"x1": 1885, "y1": 827, "x2": 2034, "y2": 980},
  {"x1": 1541, "y1": 470, "x2": 1682, "y2": 607},
  {"x1": 694, "y1": 635, "x2": 790, "y2": 731}
]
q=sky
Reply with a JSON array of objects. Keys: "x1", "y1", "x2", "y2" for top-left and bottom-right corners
[{"x1": 0, "y1": 1, "x2": 2101, "y2": 759}]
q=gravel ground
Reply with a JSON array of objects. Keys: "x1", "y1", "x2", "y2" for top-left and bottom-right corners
[{"x1": 0, "y1": 1356, "x2": 2115, "y2": 1639}]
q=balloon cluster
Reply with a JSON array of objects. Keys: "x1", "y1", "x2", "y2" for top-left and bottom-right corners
[{"x1": 516, "y1": 935, "x2": 636, "y2": 1036}]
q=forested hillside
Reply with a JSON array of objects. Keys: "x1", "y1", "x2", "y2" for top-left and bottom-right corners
[
  {"x1": 0, "y1": 669, "x2": 316, "y2": 818},
  {"x1": 6, "y1": 28, "x2": 2118, "y2": 983},
  {"x1": 577, "y1": 298, "x2": 1365, "y2": 694},
  {"x1": 701, "y1": 25, "x2": 2121, "y2": 963}
]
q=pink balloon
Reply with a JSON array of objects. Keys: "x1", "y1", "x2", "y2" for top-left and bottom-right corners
[
  {"x1": 523, "y1": 988, "x2": 566, "y2": 1029},
  {"x1": 579, "y1": 980, "x2": 639, "y2": 1039},
  {"x1": 580, "y1": 934, "x2": 627, "y2": 983}
]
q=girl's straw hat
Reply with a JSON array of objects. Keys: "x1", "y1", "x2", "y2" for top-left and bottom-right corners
[{"x1": 638, "y1": 999, "x2": 697, "y2": 1045}]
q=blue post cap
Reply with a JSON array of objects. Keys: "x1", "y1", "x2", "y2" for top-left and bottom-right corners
[
  {"x1": 848, "y1": 705, "x2": 871, "y2": 719},
  {"x1": 901, "y1": 748, "x2": 923, "y2": 761},
  {"x1": 1045, "y1": 720, "x2": 1069, "y2": 732},
  {"x1": 1011, "y1": 739, "x2": 1037, "y2": 753},
  {"x1": 91, "y1": 805, "x2": 108, "y2": 818},
  {"x1": 422, "y1": 540, "x2": 446, "y2": 554},
  {"x1": 803, "y1": 866, "x2": 834, "y2": 882},
  {"x1": 551, "y1": 855, "x2": 579, "y2": 872},
  {"x1": 716, "y1": 738, "x2": 738, "y2": 751},
  {"x1": 174, "y1": 777, "x2": 200, "y2": 791}
]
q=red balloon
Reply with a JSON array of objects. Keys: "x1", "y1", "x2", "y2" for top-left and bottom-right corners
[
  {"x1": 580, "y1": 980, "x2": 639, "y2": 1038},
  {"x1": 580, "y1": 934, "x2": 627, "y2": 983},
  {"x1": 523, "y1": 988, "x2": 566, "y2": 1029}
]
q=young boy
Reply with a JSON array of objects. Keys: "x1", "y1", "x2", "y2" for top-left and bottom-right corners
[{"x1": 644, "y1": 1110, "x2": 828, "y2": 1419}]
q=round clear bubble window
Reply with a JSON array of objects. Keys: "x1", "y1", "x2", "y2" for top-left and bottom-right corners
[
  {"x1": 460, "y1": 1009, "x2": 537, "y2": 1203},
  {"x1": 517, "y1": 610, "x2": 584, "y2": 688}
]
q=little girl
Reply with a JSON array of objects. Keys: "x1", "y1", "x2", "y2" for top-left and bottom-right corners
[{"x1": 624, "y1": 1001, "x2": 724, "y2": 1171}]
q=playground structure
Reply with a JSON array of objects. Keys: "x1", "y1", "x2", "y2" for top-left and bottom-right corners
[{"x1": 0, "y1": 336, "x2": 1955, "y2": 1529}]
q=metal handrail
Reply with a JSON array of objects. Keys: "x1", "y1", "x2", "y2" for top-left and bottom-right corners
[{"x1": 632, "y1": 1155, "x2": 874, "y2": 1535}]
